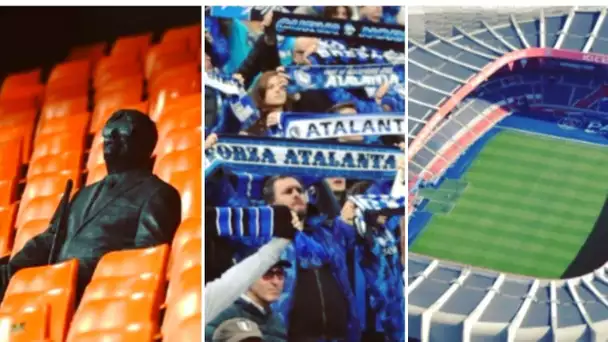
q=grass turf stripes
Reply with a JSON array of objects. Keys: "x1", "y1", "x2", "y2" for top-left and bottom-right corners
[{"x1": 411, "y1": 130, "x2": 608, "y2": 278}]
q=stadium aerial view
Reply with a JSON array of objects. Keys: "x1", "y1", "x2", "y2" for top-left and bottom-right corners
[{"x1": 408, "y1": 6, "x2": 608, "y2": 342}]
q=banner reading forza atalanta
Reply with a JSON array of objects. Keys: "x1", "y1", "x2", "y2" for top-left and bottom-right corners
[{"x1": 205, "y1": 135, "x2": 401, "y2": 180}]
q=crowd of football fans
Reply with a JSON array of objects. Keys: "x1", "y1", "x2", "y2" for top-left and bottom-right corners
[{"x1": 204, "y1": 6, "x2": 406, "y2": 342}]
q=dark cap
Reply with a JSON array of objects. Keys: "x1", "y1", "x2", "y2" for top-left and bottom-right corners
[{"x1": 213, "y1": 318, "x2": 263, "y2": 342}]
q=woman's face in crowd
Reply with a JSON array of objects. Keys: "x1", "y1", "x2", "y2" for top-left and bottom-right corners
[
  {"x1": 333, "y1": 6, "x2": 349, "y2": 20},
  {"x1": 264, "y1": 75, "x2": 287, "y2": 107},
  {"x1": 360, "y1": 6, "x2": 382, "y2": 23}
]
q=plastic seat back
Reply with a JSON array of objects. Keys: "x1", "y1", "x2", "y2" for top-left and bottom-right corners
[
  {"x1": 1, "y1": 259, "x2": 78, "y2": 342},
  {"x1": 40, "y1": 97, "x2": 89, "y2": 122},
  {"x1": 161, "y1": 266, "x2": 200, "y2": 338},
  {"x1": 47, "y1": 60, "x2": 90, "y2": 88},
  {"x1": 163, "y1": 313, "x2": 200, "y2": 342},
  {"x1": 0, "y1": 304, "x2": 49, "y2": 342},
  {"x1": 15, "y1": 194, "x2": 62, "y2": 232},
  {"x1": 166, "y1": 238, "x2": 200, "y2": 302},
  {"x1": 167, "y1": 217, "x2": 200, "y2": 279},
  {"x1": 165, "y1": 169, "x2": 201, "y2": 220},
  {"x1": 161, "y1": 24, "x2": 201, "y2": 51},
  {"x1": 92, "y1": 245, "x2": 169, "y2": 280},
  {"x1": 12, "y1": 219, "x2": 52, "y2": 256},
  {"x1": 0, "y1": 138, "x2": 22, "y2": 181},
  {"x1": 153, "y1": 148, "x2": 201, "y2": 184},
  {"x1": 68, "y1": 42, "x2": 107, "y2": 63},
  {"x1": 0, "y1": 204, "x2": 16, "y2": 257},
  {"x1": 154, "y1": 126, "x2": 201, "y2": 158},
  {"x1": 111, "y1": 33, "x2": 152, "y2": 59},
  {"x1": 27, "y1": 151, "x2": 83, "y2": 180},
  {"x1": 67, "y1": 297, "x2": 155, "y2": 341},
  {"x1": 35, "y1": 112, "x2": 89, "y2": 143},
  {"x1": 30, "y1": 133, "x2": 85, "y2": 162}
]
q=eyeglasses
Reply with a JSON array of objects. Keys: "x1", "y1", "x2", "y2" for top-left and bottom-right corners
[{"x1": 262, "y1": 268, "x2": 285, "y2": 280}]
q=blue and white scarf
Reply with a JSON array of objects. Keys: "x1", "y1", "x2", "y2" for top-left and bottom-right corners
[
  {"x1": 205, "y1": 72, "x2": 261, "y2": 132},
  {"x1": 285, "y1": 63, "x2": 405, "y2": 93},
  {"x1": 349, "y1": 194, "x2": 405, "y2": 236},
  {"x1": 205, "y1": 135, "x2": 401, "y2": 180},
  {"x1": 276, "y1": 112, "x2": 404, "y2": 140}
]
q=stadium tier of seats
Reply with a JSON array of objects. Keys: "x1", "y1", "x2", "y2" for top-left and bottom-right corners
[
  {"x1": 0, "y1": 22, "x2": 201, "y2": 341},
  {"x1": 408, "y1": 7, "x2": 608, "y2": 342}
]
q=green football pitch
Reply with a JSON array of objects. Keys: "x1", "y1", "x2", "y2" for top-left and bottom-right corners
[{"x1": 411, "y1": 130, "x2": 608, "y2": 278}]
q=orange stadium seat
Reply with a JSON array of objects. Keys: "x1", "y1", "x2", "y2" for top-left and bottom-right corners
[
  {"x1": 1, "y1": 69, "x2": 41, "y2": 89},
  {"x1": 67, "y1": 42, "x2": 107, "y2": 63},
  {"x1": 47, "y1": 60, "x2": 91, "y2": 88},
  {"x1": 0, "y1": 178, "x2": 15, "y2": 208},
  {"x1": 0, "y1": 259, "x2": 79, "y2": 342},
  {"x1": 163, "y1": 313, "x2": 201, "y2": 342},
  {"x1": 94, "y1": 55, "x2": 142, "y2": 89},
  {"x1": 149, "y1": 68, "x2": 201, "y2": 121},
  {"x1": 67, "y1": 297, "x2": 156, "y2": 342},
  {"x1": 111, "y1": 33, "x2": 152, "y2": 59},
  {"x1": 14, "y1": 194, "x2": 62, "y2": 232},
  {"x1": 27, "y1": 151, "x2": 83, "y2": 180},
  {"x1": 161, "y1": 24, "x2": 201, "y2": 51},
  {"x1": 0, "y1": 123, "x2": 35, "y2": 164},
  {"x1": 168, "y1": 217, "x2": 201, "y2": 277},
  {"x1": 40, "y1": 97, "x2": 89, "y2": 122},
  {"x1": 161, "y1": 265, "x2": 200, "y2": 339},
  {"x1": 81, "y1": 274, "x2": 161, "y2": 305},
  {"x1": 149, "y1": 61, "x2": 200, "y2": 94},
  {"x1": 156, "y1": 102, "x2": 201, "y2": 143},
  {"x1": 153, "y1": 147, "x2": 201, "y2": 183},
  {"x1": 165, "y1": 168, "x2": 201, "y2": 220},
  {"x1": 0, "y1": 109, "x2": 36, "y2": 130},
  {"x1": 12, "y1": 219, "x2": 51, "y2": 256},
  {"x1": 44, "y1": 83, "x2": 89, "y2": 103},
  {"x1": 0, "y1": 204, "x2": 16, "y2": 257},
  {"x1": 19, "y1": 172, "x2": 77, "y2": 217},
  {"x1": 145, "y1": 40, "x2": 193, "y2": 80},
  {"x1": 0, "y1": 138, "x2": 22, "y2": 181},
  {"x1": 0, "y1": 304, "x2": 49, "y2": 342},
  {"x1": 0, "y1": 84, "x2": 44, "y2": 107},
  {"x1": 35, "y1": 112, "x2": 90, "y2": 142},
  {"x1": 166, "y1": 238, "x2": 200, "y2": 300},
  {"x1": 30, "y1": 133, "x2": 86, "y2": 162},
  {"x1": 155, "y1": 126, "x2": 201, "y2": 158},
  {"x1": 86, "y1": 164, "x2": 106, "y2": 186},
  {"x1": 92, "y1": 245, "x2": 169, "y2": 280},
  {"x1": 96, "y1": 75, "x2": 144, "y2": 100}
]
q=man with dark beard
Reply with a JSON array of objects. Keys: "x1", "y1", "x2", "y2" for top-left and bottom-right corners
[{"x1": 0, "y1": 109, "x2": 182, "y2": 302}]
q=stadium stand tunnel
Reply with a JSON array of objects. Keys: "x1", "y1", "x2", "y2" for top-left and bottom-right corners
[
  {"x1": 0, "y1": 6, "x2": 201, "y2": 342},
  {"x1": 408, "y1": 6, "x2": 608, "y2": 342}
]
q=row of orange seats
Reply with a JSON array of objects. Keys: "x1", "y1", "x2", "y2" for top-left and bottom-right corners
[{"x1": 0, "y1": 243, "x2": 198, "y2": 341}]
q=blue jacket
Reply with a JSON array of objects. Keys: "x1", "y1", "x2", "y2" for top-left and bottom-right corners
[
  {"x1": 271, "y1": 213, "x2": 361, "y2": 341},
  {"x1": 216, "y1": 208, "x2": 362, "y2": 341}
]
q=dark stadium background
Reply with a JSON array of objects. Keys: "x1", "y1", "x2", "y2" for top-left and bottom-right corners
[{"x1": 0, "y1": 7, "x2": 200, "y2": 81}]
